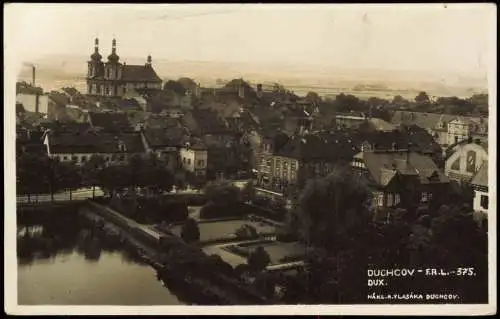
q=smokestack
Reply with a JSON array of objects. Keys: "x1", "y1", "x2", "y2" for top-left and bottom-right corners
[{"x1": 32, "y1": 65, "x2": 36, "y2": 87}]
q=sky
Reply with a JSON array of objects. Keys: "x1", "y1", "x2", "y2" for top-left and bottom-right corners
[{"x1": 4, "y1": 3, "x2": 496, "y2": 78}]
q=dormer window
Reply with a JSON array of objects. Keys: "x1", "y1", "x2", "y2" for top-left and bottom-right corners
[{"x1": 118, "y1": 141, "x2": 127, "y2": 152}]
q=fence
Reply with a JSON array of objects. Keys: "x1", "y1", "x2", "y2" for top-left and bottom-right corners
[{"x1": 17, "y1": 187, "x2": 105, "y2": 204}]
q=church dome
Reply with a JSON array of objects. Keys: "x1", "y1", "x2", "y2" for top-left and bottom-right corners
[
  {"x1": 91, "y1": 51, "x2": 102, "y2": 61},
  {"x1": 108, "y1": 38, "x2": 120, "y2": 63},
  {"x1": 108, "y1": 51, "x2": 120, "y2": 63}
]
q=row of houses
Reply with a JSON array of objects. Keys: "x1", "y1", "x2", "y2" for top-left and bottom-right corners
[
  {"x1": 254, "y1": 126, "x2": 489, "y2": 214},
  {"x1": 390, "y1": 110, "x2": 488, "y2": 148}
]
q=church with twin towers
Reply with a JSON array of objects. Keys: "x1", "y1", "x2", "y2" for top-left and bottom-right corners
[{"x1": 86, "y1": 38, "x2": 163, "y2": 97}]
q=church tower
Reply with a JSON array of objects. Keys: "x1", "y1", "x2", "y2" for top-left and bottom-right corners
[
  {"x1": 104, "y1": 38, "x2": 122, "y2": 96},
  {"x1": 87, "y1": 38, "x2": 103, "y2": 95}
]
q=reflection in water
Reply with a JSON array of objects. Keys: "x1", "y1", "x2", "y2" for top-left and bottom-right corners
[{"x1": 17, "y1": 210, "x2": 184, "y2": 305}]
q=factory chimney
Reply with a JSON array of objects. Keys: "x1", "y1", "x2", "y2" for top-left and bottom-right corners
[{"x1": 32, "y1": 65, "x2": 36, "y2": 87}]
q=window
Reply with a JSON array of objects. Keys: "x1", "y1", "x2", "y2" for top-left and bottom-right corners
[
  {"x1": 107, "y1": 69, "x2": 111, "y2": 78},
  {"x1": 63, "y1": 156, "x2": 68, "y2": 161},
  {"x1": 119, "y1": 155, "x2": 125, "y2": 161},
  {"x1": 123, "y1": 87, "x2": 126, "y2": 94},
  {"x1": 480, "y1": 195, "x2": 489, "y2": 209},
  {"x1": 187, "y1": 159, "x2": 191, "y2": 165},
  {"x1": 81, "y1": 156, "x2": 87, "y2": 162},
  {"x1": 105, "y1": 86, "x2": 110, "y2": 95},
  {"x1": 183, "y1": 157, "x2": 186, "y2": 164},
  {"x1": 454, "y1": 136, "x2": 459, "y2": 143},
  {"x1": 421, "y1": 192, "x2": 428, "y2": 202},
  {"x1": 198, "y1": 160, "x2": 204, "y2": 166},
  {"x1": 72, "y1": 156, "x2": 78, "y2": 162}
]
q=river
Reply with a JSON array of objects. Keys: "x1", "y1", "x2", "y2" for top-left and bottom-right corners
[{"x1": 17, "y1": 210, "x2": 186, "y2": 305}]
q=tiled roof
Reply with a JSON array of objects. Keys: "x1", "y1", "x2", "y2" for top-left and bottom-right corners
[
  {"x1": 48, "y1": 92, "x2": 70, "y2": 107},
  {"x1": 368, "y1": 118, "x2": 396, "y2": 131},
  {"x1": 16, "y1": 84, "x2": 43, "y2": 95},
  {"x1": 89, "y1": 112, "x2": 133, "y2": 131},
  {"x1": 62, "y1": 87, "x2": 80, "y2": 97},
  {"x1": 121, "y1": 65, "x2": 162, "y2": 83},
  {"x1": 189, "y1": 109, "x2": 231, "y2": 135},
  {"x1": 471, "y1": 161, "x2": 488, "y2": 187},
  {"x1": 118, "y1": 98, "x2": 141, "y2": 111},
  {"x1": 359, "y1": 151, "x2": 448, "y2": 186},
  {"x1": 144, "y1": 127, "x2": 185, "y2": 148},
  {"x1": 275, "y1": 132, "x2": 359, "y2": 162},
  {"x1": 48, "y1": 131, "x2": 145, "y2": 154}
]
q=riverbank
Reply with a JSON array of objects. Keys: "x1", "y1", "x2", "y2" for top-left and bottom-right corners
[{"x1": 80, "y1": 201, "x2": 270, "y2": 305}]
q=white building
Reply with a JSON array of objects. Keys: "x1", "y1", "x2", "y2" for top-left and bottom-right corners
[
  {"x1": 471, "y1": 162, "x2": 488, "y2": 214},
  {"x1": 180, "y1": 142, "x2": 208, "y2": 176},
  {"x1": 16, "y1": 93, "x2": 49, "y2": 115}
]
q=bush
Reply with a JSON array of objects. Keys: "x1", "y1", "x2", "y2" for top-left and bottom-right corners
[
  {"x1": 235, "y1": 224, "x2": 259, "y2": 239},
  {"x1": 110, "y1": 196, "x2": 188, "y2": 224},
  {"x1": 199, "y1": 201, "x2": 243, "y2": 219},
  {"x1": 247, "y1": 246, "x2": 271, "y2": 273},
  {"x1": 181, "y1": 218, "x2": 200, "y2": 244}
]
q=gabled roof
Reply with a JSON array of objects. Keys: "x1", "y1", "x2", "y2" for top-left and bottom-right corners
[
  {"x1": 62, "y1": 87, "x2": 80, "y2": 97},
  {"x1": 358, "y1": 151, "x2": 448, "y2": 186},
  {"x1": 48, "y1": 131, "x2": 145, "y2": 154},
  {"x1": 471, "y1": 161, "x2": 488, "y2": 187},
  {"x1": 89, "y1": 112, "x2": 133, "y2": 131},
  {"x1": 48, "y1": 92, "x2": 70, "y2": 107},
  {"x1": 188, "y1": 108, "x2": 231, "y2": 135},
  {"x1": 121, "y1": 65, "x2": 162, "y2": 83}
]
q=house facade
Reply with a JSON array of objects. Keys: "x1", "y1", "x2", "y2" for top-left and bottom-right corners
[
  {"x1": 44, "y1": 130, "x2": 146, "y2": 166},
  {"x1": 391, "y1": 111, "x2": 487, "y2": 148},
  {"x1": 471, "y1": 162, "x2": 488, "y2": 214},
  {"x1": 351, "y1": 150, "x2": 449, "y2": 208},
  {"x1": 140, "y1": 127, "x2": 184, "y2": 171},
  {"x1": 180, "y1": 142, "x2": 208, "y2": 176},
  {"x1": 444, "y1": 140, "x2": 488, "y2": 184}
]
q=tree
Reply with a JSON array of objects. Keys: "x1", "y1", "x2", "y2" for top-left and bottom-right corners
[
  {"x1": 82, "y1": 155, "x2": 106, "y2": 198},
  {"x1": 247, "y1": 246, "x2": 271, "y2": 273},
  {"x1": 240, "y1": 180, "x2": 256, "y2": 202},
  {"x1": 204, "y1": 180, "x2": 241, "y2": 206},
  {"x1": 297, "y1": 164, "x2": 371, "y2": 249},
  {"x1": 392, "y1": 95, "x2": 408, "y2": 106},
  {"x1": 163, "y1": 80, "x2": 186, "y2": 95},
  {"x1": 180, "y1": 217, "x2": 200, "y2": 244},
  {"x1": 305, "y1": 91, "x2": 322, "y2": 105},
  {"x1": 254, "y1": 271, "x2": 277, "y2": 299},
  {"x1": 415, "y1": 91, "x2": 430, "y2": 105}
]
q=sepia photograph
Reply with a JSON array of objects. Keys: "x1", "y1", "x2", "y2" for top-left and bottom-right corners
[{"x1": 4, "y1": 3, "x2": 496, "y2": 316}]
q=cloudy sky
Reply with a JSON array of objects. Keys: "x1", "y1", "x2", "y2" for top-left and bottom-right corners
[{"x1": 5, "y1": 3, "x2": 496, "y2": 77}]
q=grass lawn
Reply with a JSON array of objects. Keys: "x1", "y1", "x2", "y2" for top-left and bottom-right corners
[
  {"x1": 169, "y1": 219, "x2": 277, "y2": 242},
  {"x1": 230, "y1": 241, "x2": 307, "y2": 265}
]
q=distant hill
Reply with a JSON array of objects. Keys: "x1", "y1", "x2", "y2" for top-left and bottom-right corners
[{"x1": 16, "y1": 54, "x2": 488, "y2": 98}]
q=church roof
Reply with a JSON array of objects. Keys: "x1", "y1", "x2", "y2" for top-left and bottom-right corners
[{"x1": 121, "y1": 65, "x2": 162, "y2": 83}]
